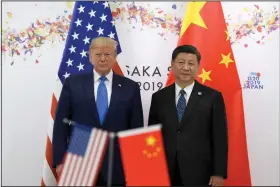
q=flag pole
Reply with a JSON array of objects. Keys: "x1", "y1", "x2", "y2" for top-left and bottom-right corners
[
  {"x1": 63, "y1": 118, "x2": 76, "y2": 126},
  {"x1": 107, "y1": 132, "x2": 115, "y2": 187}
]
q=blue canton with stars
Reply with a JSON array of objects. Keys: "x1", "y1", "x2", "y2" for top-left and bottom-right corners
[
  {"x1": 57, "y1": 1, "x2": 122, "y2": 84},
  {"x1": 67, "y1": 123, "x2": 93, "y2": 156}
]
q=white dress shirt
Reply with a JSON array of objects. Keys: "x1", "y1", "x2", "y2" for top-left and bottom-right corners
[
  {"x1": 93, "y1": 69, "x2": 113, "y2": 107},
  {"x1": 175, "y1": 81, "x2": 195, "y2": 106}
]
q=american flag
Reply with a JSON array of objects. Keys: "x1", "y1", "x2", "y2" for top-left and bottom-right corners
[
  {"x1": 58, "y1": 124, "x2": 109, "y2": 186},
  {"x1": 41, "y1": 1, "x2": 122, "y2": 186}
]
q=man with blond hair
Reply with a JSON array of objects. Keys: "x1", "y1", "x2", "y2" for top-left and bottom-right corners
[{"x1": 52, "y1": 36, "x2": 144, "y2": 186}]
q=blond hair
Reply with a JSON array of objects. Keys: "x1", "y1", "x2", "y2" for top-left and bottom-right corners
[{"x1": 89, "y1": 36, "x2": 118, "y2": 56}]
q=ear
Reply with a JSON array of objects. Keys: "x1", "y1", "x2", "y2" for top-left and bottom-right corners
[
  {"x1": 170, "y1": 61, "x2": 174, "y2": 71},
  {"x1": 88, "y1": 49, "x2": 92, "y2": 57}
]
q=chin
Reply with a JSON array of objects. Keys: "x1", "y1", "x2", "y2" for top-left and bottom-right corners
[
  {"x1": 97, "y1": 67, "x2": 109, "y2": 72},
  {"x1": 98, "y1": 67, "x2": 109, "y2": 71},
  {"x1": 183, "y1": 80, "x2": 191, "y2": 83},
  {"x1": 180, "y1": 76, "x2": 191, "y2": 81}
]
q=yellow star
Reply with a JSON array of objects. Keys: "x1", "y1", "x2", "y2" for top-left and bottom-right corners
[
  {"x1": 225, "y1": 30, "x2": 230, "y2": 41},
  {"x1": 180, "y1": 2, "x2": 207, "y2": 37},
  {"x1": 219, "y1": 53, "x2": 234, "y2": 68},
  {"x1": 145, "y1": 136, "x2": 157, "y2": 147},
  {"x1": 142, "y1": 148, "x2": 160, "y2": 159},
  {"x1": 198, "y1": 68, "x2": 212, "y2": 84}
]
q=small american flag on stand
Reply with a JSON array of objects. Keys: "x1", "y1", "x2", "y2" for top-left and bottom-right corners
[{"x1": 58, "y1": 123, "x2": 109, "y2": 186}]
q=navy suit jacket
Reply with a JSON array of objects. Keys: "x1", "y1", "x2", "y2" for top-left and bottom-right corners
[{"x1": 52, "y1": 71, "x2": 144, "y2": 184}]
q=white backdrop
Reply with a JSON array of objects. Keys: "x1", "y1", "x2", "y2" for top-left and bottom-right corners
[{"x1": 2, "y1": 1, "x2": 279, "y2": 186}]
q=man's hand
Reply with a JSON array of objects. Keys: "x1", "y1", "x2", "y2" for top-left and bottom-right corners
[
  {"x1": 209, "y1": 176, "x2": 224, "y2": 186},
  {"x1": 56, "y1": 164, "x2": 63, "y2": 177}
]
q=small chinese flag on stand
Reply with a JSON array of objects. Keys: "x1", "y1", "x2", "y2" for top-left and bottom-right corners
[{"x1": 118, "y1": 125, "x2": 170, "y2": 186}]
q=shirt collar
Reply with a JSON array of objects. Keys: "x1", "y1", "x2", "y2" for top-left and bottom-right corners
[
  {"x1": 93, "y1": 69, "x2": 113, "y2": 83},
  {"x1": 175, "y1": 81, "x2": 195, "y2": 97}
]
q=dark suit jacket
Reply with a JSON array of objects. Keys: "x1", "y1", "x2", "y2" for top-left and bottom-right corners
[
  {"x1": 52, "y1": 71, "x2": 144, "y2": 185},
  {"x1": 148, "y1": 80, "x2": 228, "y2": 186}
]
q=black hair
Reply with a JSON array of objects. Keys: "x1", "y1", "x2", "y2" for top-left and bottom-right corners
[{"x1": 171, "y1": 45, "x2": 201, "y2": 64}]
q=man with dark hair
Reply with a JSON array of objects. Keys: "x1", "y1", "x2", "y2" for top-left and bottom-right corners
[{"x1": 148, "y1": 45, "x2": 228, "y2": 186}]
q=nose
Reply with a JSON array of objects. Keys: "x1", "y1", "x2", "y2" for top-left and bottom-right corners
[
  {"x1": 100, "y1": 54, "x2": 106, "y2": 61},
  {"x1": 182, "y1": 63, "x2": 190, "y2": 70}
]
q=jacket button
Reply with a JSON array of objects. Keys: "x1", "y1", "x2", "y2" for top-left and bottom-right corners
[{"x1": 177, "y1": 130, "x2": 180, "y2": 134}]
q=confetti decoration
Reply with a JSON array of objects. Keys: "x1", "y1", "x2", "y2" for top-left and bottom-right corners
[
  {"x1": 110, "y1": 2, "x2": 183, "y2": 40},
  {"x1": 7, "y1": 12, "x2": 12, "y2": 18},
  {"x1": 1, "y1": 2, "x2": 279, "y2": 65},
  {"x1": 2, "y1": 7, "x2": 71, "y2": 62},
  {"x1": 66, "y1": 1, "x2": 73, "y2": 9},
  {"x1": 226, "y1": 4, "x2": 279, "y2": 47}
]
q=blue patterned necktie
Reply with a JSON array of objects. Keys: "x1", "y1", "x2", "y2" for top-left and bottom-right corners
[
  {"x1": 176, "y1": 89, "x2": 186, "y2": 123},
  {"x1": 96, "y1": 76, "x2": 108, "y2": 125}
]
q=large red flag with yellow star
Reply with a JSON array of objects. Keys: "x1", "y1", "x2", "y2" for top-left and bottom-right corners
[
  {"x1": 166, "y1": 2, "x2": 251, "y2": 186},
  {"x1": 118, "y1": 125, "x2": 170, "y2": 186}
]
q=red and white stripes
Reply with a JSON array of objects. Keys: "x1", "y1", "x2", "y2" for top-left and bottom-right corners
[
  {"x1": 58, "y1": 129, "x2": 109, "y2": 186},
  {"x1": 41, "y1": 79, "x2": 62, "y2": 186}
]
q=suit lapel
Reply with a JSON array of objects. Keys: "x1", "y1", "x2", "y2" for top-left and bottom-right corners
[
  {"x1": 179, "y1": 81, "x2": 204, "y2": 128},
  {"x1": 166, "y1": 84, "x2": 180, "y2": 125},
  {"x1": 102, "y1": 73, "x2": 121, "y2": 127},
  {"x1": 83, "y1": 72, "x2": 101, "y2": 126}
]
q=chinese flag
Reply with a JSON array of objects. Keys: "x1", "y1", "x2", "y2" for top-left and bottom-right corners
[
  {"x1": 166, "y1": 2, "x2": 251, "y2": 186},
  {"x1": 118, "y1": 125, "x2": 170, "y2": 186}
]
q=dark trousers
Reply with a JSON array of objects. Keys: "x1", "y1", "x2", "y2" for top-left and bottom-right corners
[
  {"x1": 95, "y1": 172, "x2": 125, "y2": 186},
  {"x1": 95, "y1": 173, "x2": 107, "y2": 186},
  {"x1": 171, "y1": 155, "x2": 183, "y2": 186}
]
